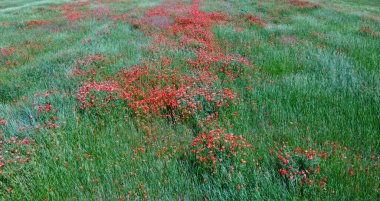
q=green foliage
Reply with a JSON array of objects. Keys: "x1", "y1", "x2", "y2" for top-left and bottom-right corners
[{"x1": 0, "y1": 0, "x2": 379, "y2": 200}]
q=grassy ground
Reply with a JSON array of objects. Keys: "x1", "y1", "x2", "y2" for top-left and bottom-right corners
[{"x1": 0, "y1": 0, "x2": 379, "y2": 200}]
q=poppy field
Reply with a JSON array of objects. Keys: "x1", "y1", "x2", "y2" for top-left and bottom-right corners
[{"x1": 0, "y1": 0, "x2": 379, "y2": 200}]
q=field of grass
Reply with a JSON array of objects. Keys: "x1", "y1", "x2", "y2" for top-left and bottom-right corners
[{"x1": 0, "y1": 0, "x2": 379, "y2": 200}]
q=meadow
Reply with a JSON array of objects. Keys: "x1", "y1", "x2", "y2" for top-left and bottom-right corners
[{"x1": 0, "y1": 0, "x2": 379, "y2": 200}]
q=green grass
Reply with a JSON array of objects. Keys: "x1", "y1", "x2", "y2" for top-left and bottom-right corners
[{"x1": 0, "y1": 0, "x2": 379, "y2": 200}]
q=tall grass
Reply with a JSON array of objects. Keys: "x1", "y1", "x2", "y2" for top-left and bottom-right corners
[{"x1": 0, "y1": 0, "x2": 379, "y2": 200}]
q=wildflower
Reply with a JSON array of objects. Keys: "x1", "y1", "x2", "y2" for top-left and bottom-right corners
[
  {"x1": 300, "y1": 178, "x2": 306, "y2": 185},
  {"x1": 315, "y1": 166, "x2": 320, "y2": 174},
  {"x1": 279, "y1": 169, "x2": 289, "y2": 176},
  {"x1": 24, "y1": 137, "x2": 30, "y2": 145},
  {"x1": 44, "y1": 104, "x2": 52, "y2": 112}
]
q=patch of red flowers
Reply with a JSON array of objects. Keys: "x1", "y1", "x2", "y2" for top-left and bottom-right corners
[
  {"x1": 49, "y1": 2, "x2": 90, "y2": 21},
  {"x1": 360, "y1": 26, "x2": 380, "y2": 37},
  {"x1": 26, "y1": 20, "x2": 50, "y2": 26},
  {"x1": 289, "y1": 0, "x2": 321, "y2": 8},
  {"x1": 0, "y1": 47, "x2": 14, "y2": 55}
]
